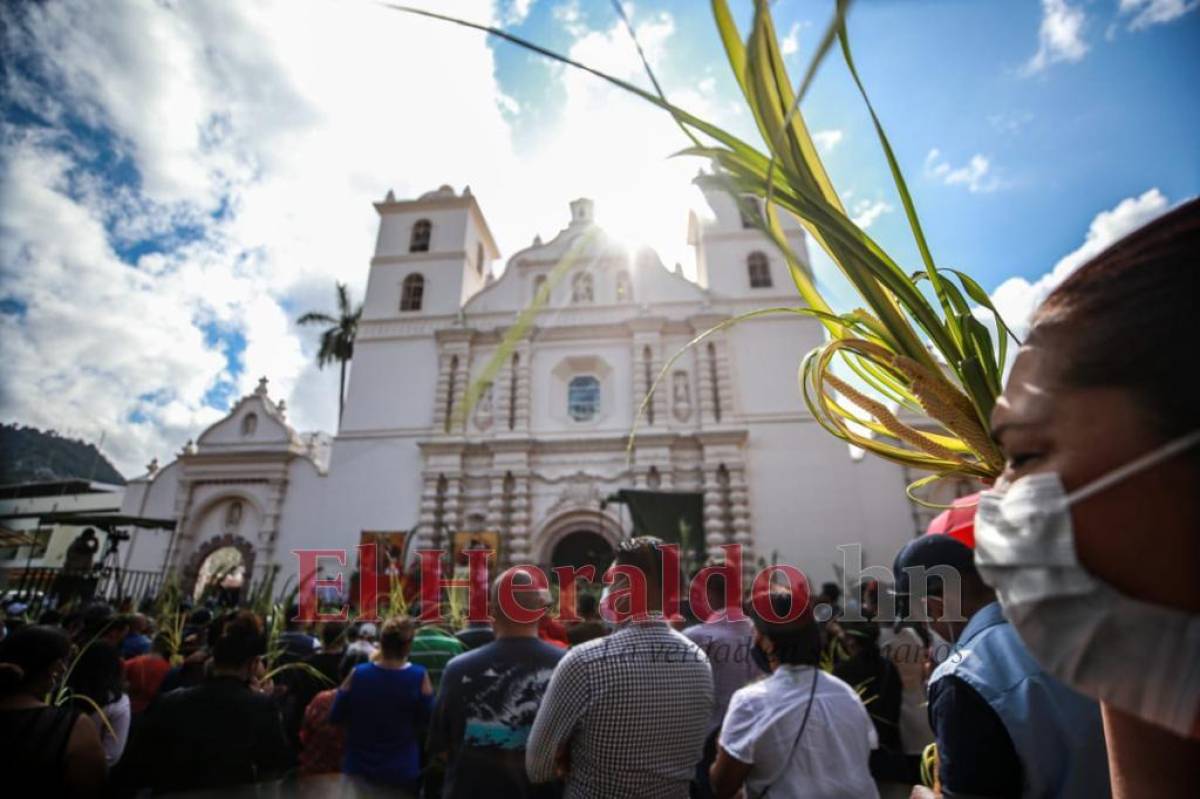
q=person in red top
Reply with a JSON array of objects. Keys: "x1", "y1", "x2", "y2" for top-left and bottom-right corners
[
  {"x1": 123, "y1": 634, "x2": 171, "y2": 715},
  {"x1": 298, "y1": 686, "x2": 345, "y2": 776},
  {"x1": 536, "y1": 614, "x2": 568, "y2": 649}
]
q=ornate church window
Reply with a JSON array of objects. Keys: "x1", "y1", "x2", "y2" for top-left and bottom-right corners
[
  {"x1": 401, "y1": 273, "x2": 425, "y2": 311},
  {"x1": 476, "y1": 242, "x2": 485, "y2": 276},
  {"x1": 616, "y1": 270, "x2": 632, "y2": 302},
  {"x1": 567, "y1": 375, "x2": 600, "y2": 422},
  {"x1": 240, "y1": 413, "x2": 258, "y2": 437},
  {"x1": 571, "y1": 272, "x2": 593, "y2": 304},
  {"x1": 747, "y1": 251, "x2": 772, "y2": 288},
  {"x1": 410, "y1": 219, "x2": 432, "y2": 252},
  {"x1": 533, "y1": 274, "x2": 547, "y2": 300}
]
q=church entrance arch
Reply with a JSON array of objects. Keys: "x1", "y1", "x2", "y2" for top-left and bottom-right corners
[
  {"x1": 551, "y1": 530, "x2": 614, "y2": 575},
  {"x1": 533, "y1": 509, "x2": 623, "y2": 576}
]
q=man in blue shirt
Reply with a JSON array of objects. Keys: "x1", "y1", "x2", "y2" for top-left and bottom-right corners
[
  {"x1": 895, "y1": 535, "x2": 1109, "y2": 798},
  {"x1": 428, "y1": 567, "x2": 565, "y2": 799}
]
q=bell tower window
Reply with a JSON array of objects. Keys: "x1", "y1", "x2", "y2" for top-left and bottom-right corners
[
  {"x1": 410, "y1": 219, "x2": 432, "y2": 252},
  {"x1": 747, "y1": 251, "x2": 772, "y2": 288},
  {"x1": 400, "y1": 273, "x2": 425, "y2": 311}
]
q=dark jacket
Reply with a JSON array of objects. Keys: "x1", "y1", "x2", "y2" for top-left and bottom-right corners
[{"x1": 123, "y1": 675, "x2": 293, "y2": 794}]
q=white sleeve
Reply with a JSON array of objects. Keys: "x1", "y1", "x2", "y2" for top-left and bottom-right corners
[
  {"x1": 717, "y1": 688, "x2": 759, "y2": 765},
  {"x1": 96, "y1": 693, "x2": 132, "y2": 766},
  {"x1": 861, "y1": 694, "x2": 879, "y2": 751}
]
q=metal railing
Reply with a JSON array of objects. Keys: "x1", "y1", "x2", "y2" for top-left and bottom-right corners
[{"x1": 0, "y1": 565, "x2": 168, "y2": 617}]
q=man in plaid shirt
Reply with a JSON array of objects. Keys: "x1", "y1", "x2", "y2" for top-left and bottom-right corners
[{"x1": 527, "y1": 537, "x2": 714, "y2": 798}]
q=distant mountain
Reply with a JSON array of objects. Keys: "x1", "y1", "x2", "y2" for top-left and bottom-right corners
[{"x1": 0, "y1": 423, "x2": 126, "y2": 486}]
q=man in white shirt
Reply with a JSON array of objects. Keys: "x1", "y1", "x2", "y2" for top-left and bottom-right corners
[{"x1": 710, "y1": 586, "x2": 878, "y2": 799}]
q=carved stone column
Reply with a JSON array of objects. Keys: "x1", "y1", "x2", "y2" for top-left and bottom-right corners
[
  {"x1": 258, "y1": 477, "x2": 287, "y2": 569},
  {"x1": 728, "y1": 465, "x2": 754, "y2": 578},
  {"x1": 443, "y1": 473, "x2": 463, "y2": 544},
  {"x1": 513, "y1": 343, "x2": 532, "y2": 433},
  {"x1": 507, "y1": 473, "x2": 532, "y2": 564},
  {"x1": 485, "y1": 473, "x2": 507, "y2": 566},
  {"x1": 414, "y1": 474, "x2": 441, "y2": 554},
  {"x1": 711, "y1": 339, "x2": 734, "y2": 423},
  {"x1": 702, "y1": 465, "x2": 728, "y2": 560},
  {"x1": 696, "y1": 344, "x2": 717, "y2": 426},
  {"x1": 432, "y1": 353, "x2": 454, "y2": 433}
]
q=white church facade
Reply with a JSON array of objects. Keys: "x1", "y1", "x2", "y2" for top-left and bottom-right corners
[{"x1": 118, "y1": 184, "x2": 928, "y2": 597}]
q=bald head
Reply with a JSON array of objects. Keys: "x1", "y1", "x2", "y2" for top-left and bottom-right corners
[{"x1": 491, "y1": 566, "x2": 552, "y2": 637}]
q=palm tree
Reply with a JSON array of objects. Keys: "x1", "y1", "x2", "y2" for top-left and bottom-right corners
[{"x1": 298, "y1": 282, "x2": 362, "y2": 424}]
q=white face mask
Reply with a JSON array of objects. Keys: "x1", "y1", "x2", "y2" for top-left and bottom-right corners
[{"x1": 974, "y1": 429, "x2": 1200, "y2": 738}]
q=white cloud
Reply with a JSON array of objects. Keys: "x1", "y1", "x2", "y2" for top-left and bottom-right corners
[
  {"x1": 1119, "y1": 0, "x2": 1199, "y2": 29},
  {"x1": 781, "y1": 22, "x2": 801, "y2": 56},
  {"x1": 505, "y1": 0, "x2": 536, "y2": 26},
  {"x1": 923, "y1": 148, "x2": 1002, "y2": 194},
  {"x1": 987, "y1": 111, "x2": 1033, "y2": 135},
  {"x1": 1024, "y1": 0, "x2": 1089, "y2": 75},
  {"x1": 0, "y1": 0, "x2": 717, "y2": 475},
  {"x1": 989, "y1": 189, "x2": 1170, "y2": 336},
  {"x1": 552, "y1": 0, "x2": 586, "y2": 37},
  {"x1": 812, "y1": 129, "x2": 843, "y2": 154},
  {"x1": 850, "y1": 198, "x2": 892, "y2": 230}
]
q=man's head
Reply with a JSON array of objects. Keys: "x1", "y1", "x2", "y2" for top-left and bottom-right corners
[
  {"x1": 0, "y1": 625, "x2": 71, "y2": 698},
  {"x1": 491, "y1": 566, "x2": 551, "y2": 637},
  {"x1": 575, "y1": 591, "x2": 600, "y2": 621},
  {"x1": 748, "y1": 588, "x2": 821, "y2": 671},
  {"x1": 211, "y1": 611, "x2": 267, "y2": 676},
  {"x1": 893, "y1": 534, "x2": 994, "y2": 643},
  {"x1": 284, "y1": 606, "x2": 307, "y2": 633},
  {"x1": 80, "y1": 603, "x2": 130, "y2": 645},
  {"x1": 608, "y1": 536, "x2": 676, "y2": 616},
  {"x1": 379, "y1": 616, "x2": 416, "y2": 660},
  {"x1": 357, "y1": 622, "x2": 378, "y2": 643},
  {"x1": 320, "y1": 620, "x2": 347, "y2": 651}
]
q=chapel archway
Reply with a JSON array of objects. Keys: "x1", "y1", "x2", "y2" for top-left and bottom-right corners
[
  {"x1": 183, "y1": 533, "x2": 256, "y2": 605},
  {"x1": 193, "y1": 545, "x2": 246, "y2": 603}
]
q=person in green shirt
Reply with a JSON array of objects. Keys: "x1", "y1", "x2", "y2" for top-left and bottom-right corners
[{"x1": 408, "y1": 602, "x2": 465, "y2": 689}]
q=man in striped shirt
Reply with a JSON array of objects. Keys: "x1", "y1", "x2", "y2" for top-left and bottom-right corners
[
  {"x1": 527, "y1": 537, "x2": 713, "y2": 798},
  {"x1": 409, "y1": 602, "x2": 465, "y2": 690}
]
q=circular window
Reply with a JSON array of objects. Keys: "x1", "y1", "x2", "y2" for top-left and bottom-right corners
[{"x1": 567, "y1": 375, "x2": 600, "y2": 422}]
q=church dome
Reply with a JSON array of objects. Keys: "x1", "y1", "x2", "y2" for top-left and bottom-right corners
[{"x1": 419, "y1": 184, "x2": 458, "y2": 201}]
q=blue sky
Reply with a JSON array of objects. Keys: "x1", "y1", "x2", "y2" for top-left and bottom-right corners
[
  {"x1": 491, "y1": 0, "x2": 1199, "y2": 297},
  {"x1": 0, "y1": 0, "x2": 1196, "y2": 474}
]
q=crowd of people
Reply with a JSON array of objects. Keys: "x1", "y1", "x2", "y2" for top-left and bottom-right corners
[{"x1": 0, "y1": 201, "x2": 1196, "y2": 798}]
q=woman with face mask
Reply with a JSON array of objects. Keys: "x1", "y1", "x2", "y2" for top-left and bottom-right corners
[{"x1": 975, "y1": 199, "x2": 1200, "y2": 796}]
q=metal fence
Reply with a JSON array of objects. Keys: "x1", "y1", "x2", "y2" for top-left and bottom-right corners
[{"x1": 0, "y1": 566, "x2": 168, "y2": 617}]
